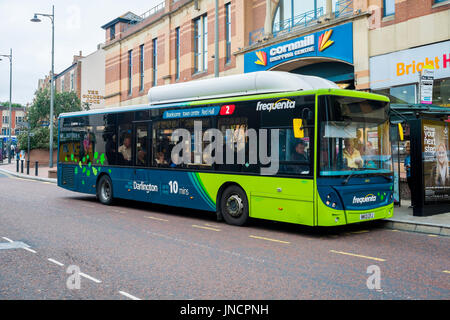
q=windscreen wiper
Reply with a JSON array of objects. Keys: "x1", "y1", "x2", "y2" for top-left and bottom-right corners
[{"x1": 342, "y1": 168, "x2": 359, "y2": 185}]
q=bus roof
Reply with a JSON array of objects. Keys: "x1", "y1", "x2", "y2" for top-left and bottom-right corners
[{"x1": 148, "y1": 71, "x2": 338, "y2": 105}]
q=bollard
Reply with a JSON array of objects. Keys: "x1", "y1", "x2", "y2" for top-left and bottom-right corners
[
  {"x1": 27, "y1": 161, "x2": 30, "y2": 175},
  {"x1": 21, "y1": 160, "x2": 24, "y2": 173},
  {"x1": 35, "y1": 161, "x2": 38, "y2": 176},
  {"x1": 16, "y1": 159, "x2": 19, "y2": 172}
]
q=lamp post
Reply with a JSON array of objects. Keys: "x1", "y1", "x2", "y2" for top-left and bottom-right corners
[
  {"x1": 31, "y1": 5, "x2": 55, "y2": 168},
  {"x1": 0, "y1": 48, "x2": 13, "y2": 164}
]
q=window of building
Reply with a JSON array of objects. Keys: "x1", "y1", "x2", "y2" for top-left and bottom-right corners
[
  {"x1": 225, "y1": 3, "x2": 231, "y2": 64},
  {"x1": 128, "y1": 50, "x2": 133, "y2": 95},
  {"x1": 70, "y1": 72, "x2": 74, "y2": 91},
  {"x1": 110, "y1": 25, "x2": 115, "y2": 40},
  {"x1": 194, "y1": 15, "x2": 208, "y2": 73},
  {"x1": 61, "y1": 78, "x2": 65, "y2": 92},
  {"x1": 383, "y1": 0, "x2": 395, "y2": 16},
  {"x1": 202, "y1": 16, "x2": 208, "y2": 72},
  {"x1": 272, "y1": 0, "x2": 327, "y2": 35},
  {"x1": 152, "y1": 38, "x2": 157, "y2": 86},
  {"x1": 139, "y1": 44, "x2": 145, "y2": 91},
  {"x1": 175, "y1": 27, "x2": 180, "y2": 80}
]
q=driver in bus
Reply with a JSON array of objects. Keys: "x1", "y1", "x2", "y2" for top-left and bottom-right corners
[{"x1": 343, "y1": 138, "x2": 363, "y2": 168}]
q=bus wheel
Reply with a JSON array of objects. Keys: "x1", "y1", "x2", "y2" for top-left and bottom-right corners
[
  {"x1": 220, "y1": 185, "x2": 249, "y2": 226},
  {"x1": 97, "y1": 175, "x2": 114, "y2": 205}
]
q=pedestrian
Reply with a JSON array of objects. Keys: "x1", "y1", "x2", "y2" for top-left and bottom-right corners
[{"x1": 404, "y1": 141, "x2": 414, "y2": 208}]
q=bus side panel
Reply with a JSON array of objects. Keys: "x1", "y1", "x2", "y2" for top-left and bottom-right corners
[
  {"x1": 197, "y1": 173, "x2": 315, "y2": 226},
  {"x1": 109, "y1": 168, "x2": 216, "y2": 212}
]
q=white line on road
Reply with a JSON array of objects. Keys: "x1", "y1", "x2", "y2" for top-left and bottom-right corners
[
  {"x1": 119, "y1": 291, "x2": 141, "y2": 300},
  {"x1": 22, "y1": 247, "x2": 37, "y2": 254},
  {"x1": 79, "y1": 272, "x2": 102, "y2": 284},
  {"x1": 47, "y1": 258, "x2": 64, "y2": 267},
  {"x1": 2, "y1": 237, "x2": 13, "y2": 243}
]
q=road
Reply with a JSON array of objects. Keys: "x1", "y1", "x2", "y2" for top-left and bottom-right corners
[{"x1": 0, "y1": 171, "x2": 449, "y2": 301}]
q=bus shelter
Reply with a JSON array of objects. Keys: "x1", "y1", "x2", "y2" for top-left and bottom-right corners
[{"x1": 390, "y1": 103, "x2": 450, "y2": 216}]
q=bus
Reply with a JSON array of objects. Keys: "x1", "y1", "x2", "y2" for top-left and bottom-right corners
[{"x1": 57, "y1": 71, "x2": 394, "y2": 227}]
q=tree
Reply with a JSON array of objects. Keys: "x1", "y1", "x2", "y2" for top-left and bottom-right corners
[
  {"x1": 26, "y1": 88, "x2": 88, "y2": 130},
  {"x1": 18, "y1": 88, "x2": 89, "y2": 150}
]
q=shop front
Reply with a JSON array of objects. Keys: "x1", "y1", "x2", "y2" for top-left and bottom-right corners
[
  {"x1": 244, "y1": 22, "x2": 355, "y2": 88},
  {"x1": 370, "y1": 40, "x2": 450, "y2": 107}
]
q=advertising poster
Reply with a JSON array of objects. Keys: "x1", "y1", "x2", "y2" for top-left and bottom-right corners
[{"x1": 423, "y1": 120, "x2": 450, "y2": 202}]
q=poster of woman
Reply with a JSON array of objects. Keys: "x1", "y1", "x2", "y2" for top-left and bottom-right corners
[{"x1": 423, "y1": 120, "x2": 450, "y2": 202}]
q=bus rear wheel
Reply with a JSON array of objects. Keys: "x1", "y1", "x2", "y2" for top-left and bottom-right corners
[
  {"x1": 220, "y1": 185, "x2": 249, "y2": 226},
  {"x1": 97, "y1": 175, "x2": 114, "y2": 205}
]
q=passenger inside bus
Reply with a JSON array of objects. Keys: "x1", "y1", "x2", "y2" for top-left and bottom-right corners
[
  {"x1": 343, "y1": 138, "x2": 363, "y2": 168},
  {"x1": 118, "y1": 134, "x2": 132, "y2": 165},
  {"x1": 155, "y1": 152, "x2": 168, "y2": 165}
]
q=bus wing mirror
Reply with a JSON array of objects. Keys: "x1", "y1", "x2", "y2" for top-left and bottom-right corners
[
  {"x1": 398, "y1": 123, "x2": 404, "y2": 141},
  {"x1": 293, "y1": 118, "x2": 304, "y2": 138}
]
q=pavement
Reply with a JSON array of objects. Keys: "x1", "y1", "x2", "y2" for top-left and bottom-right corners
[{"x1": 1, "y1": 160, "x2": 449, "y2": 236}]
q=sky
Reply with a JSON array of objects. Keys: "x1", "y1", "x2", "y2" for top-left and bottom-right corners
[{"x1": 0, "y1": 0, "x2": 162, "y2": 106}]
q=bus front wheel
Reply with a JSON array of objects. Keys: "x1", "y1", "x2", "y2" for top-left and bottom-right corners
[
  {"x1": 220, "y1": 185, "x2": 249, "y2": 226},
  {"x1": 97, "y1": 175, "x2": 114, "y2": 205}
]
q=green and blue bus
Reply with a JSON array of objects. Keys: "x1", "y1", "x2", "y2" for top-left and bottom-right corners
[{"x1": 58, "y1": 71, "x2": 394, "y2": 227}]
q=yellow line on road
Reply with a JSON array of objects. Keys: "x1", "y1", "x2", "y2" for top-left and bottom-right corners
[
  {"x1": 249, "y1": 235, "x2": 290, "y2": 244},
  {"x1": 204, "y1": 223, "x2": 221, "y2": 228},
  {"x1": 192, "y1": 224, "x2": 221, "y2": 232},
  {"x1": 145, "y1": 216, "x2": 169, "y2": 222},
  {"x1": 330, "y1": 250, "x2": 386, "y2": 262}
]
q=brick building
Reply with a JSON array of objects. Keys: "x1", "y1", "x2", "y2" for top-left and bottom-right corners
[
  {"x1": 0, "y1": 104, "x2": 26, "y2": 137},
  {"x1": 100, "y1": 0, "x2": 449, "y2": 107},
  {"x1": 54, "y1": 51, "x2": 84, "y2": 98}
]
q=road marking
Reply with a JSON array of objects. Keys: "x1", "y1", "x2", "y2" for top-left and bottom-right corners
[
  {"x1": 443, "y1": 270, "x2": 450, "y2": 274},
  {"x1": 145, "y1": 216, "x2": 169, "y2": 222},
  {"x1": 47, "y1": 258, "x2": 64, "y2": 267},
  {"x1": 428, "y1": 234, "x2": 439, "y2": 237},
  {"x1": 22, "y1": 247, "x2": 37, "y2": 254},
  {"x1": 204, "y1": 223, "x2": 221, "y2": 228},
  {"x1": 249, "y1": 235, "x2": 290, "y2": 244},
  {"x1": 79, "y1": 272, "x2": 102, "y2": 284},
  {"x1": 330, "y1": 250, "x2": 386, "y2": 262},
  {"x1": 2, "y1": 237, "x2": 13, "y2": 243},
  {"x1": 192, "y1": 224, "x2": 221, "y2": 232},
  {"x1": 119, "y1": 291, "x2": 141, "y2": 300},
  {"x1": 351, "y1": 230, "x2": 370, "y2": 234}
]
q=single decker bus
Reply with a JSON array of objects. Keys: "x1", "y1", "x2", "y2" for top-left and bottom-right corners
[{"x1": 58, "y1": 71, "x2": 394, "y2": 227}]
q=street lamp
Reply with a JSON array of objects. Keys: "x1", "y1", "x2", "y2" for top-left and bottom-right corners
[
  {"x1": 0, "y1": 48, "x2": 13, "y2": 164},
  {"x1": 31, "y1": 5, "x2": 55, "y2": 168}
]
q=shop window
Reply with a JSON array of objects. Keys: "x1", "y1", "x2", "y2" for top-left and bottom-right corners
[
  {"x1": 373, "y1": 84, "x2": 416, "y2": 104},
  {"x1": 432, "y1": 78, "x2": 450, "y2": 107}
]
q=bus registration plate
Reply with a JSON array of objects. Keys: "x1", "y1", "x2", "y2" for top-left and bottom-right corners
[{"x1": 360, "y1": 212, "x2": 375, "y2": 220}]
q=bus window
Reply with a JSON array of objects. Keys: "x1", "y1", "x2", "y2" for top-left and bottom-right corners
[
  {"x1": 117, "y1": 113, "x2": 133, "y2": 166},
  {"x1": 153, "y1": 120, "x2": 178, "y2": 167},
  {"x1": 59, "y1": 116, "x2": 87, "y2": 164},
  {"x1": 217, "y1": 117, "x2": 249, "y2": 172},
  {"x1": 180, "y1": 118, "x2": 212, "y2": 169},
  {"x1": 135, "y1": 124, "x2": 148, "y2": 167}
]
